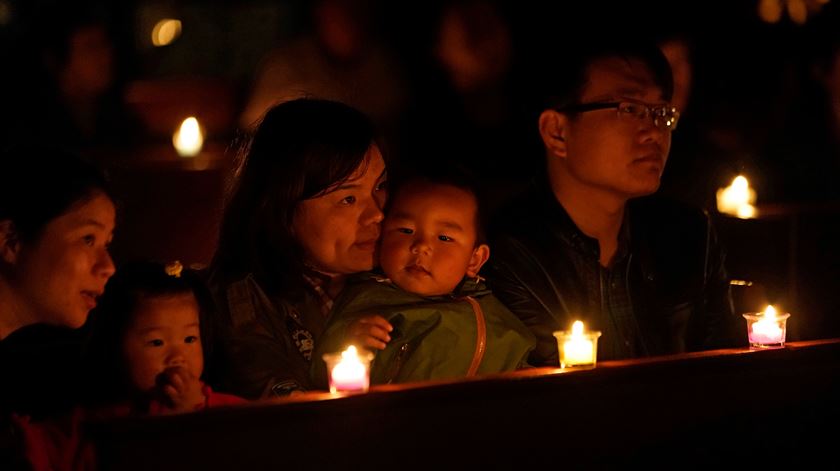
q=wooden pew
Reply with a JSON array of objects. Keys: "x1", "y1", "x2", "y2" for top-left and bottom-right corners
[{"x1": 90, "y1": 339, "x2": 840, "y2": 469}]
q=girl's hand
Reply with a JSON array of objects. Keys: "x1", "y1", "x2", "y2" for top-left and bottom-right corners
[
  {"x1": 156, "y1": 366, "x2": 206, "y2": 413},
  {"x1": 346, "y1": 315, "x2": 393, "y2": 350}
]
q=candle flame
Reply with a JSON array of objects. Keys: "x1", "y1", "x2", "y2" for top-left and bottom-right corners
[
  {"x1": 751, "y1": 305, "x2": 784, "y2": 344},
  {"x1": 716, "y1": 175, "x2": 757, "y2": 219},
  {"x1": 342, "y1": 345, "x2": 359, "y2": 360},
  {"x1": 562, "y1": 320, "x2": 596, "y2": 367},
  {"x1": 329, "y1": 345, "x2": 368, "y2": 392},
  {"x1": 736, "y1": 203, "x2": 756, "y2": 219},
  {"x1": 173, "y1": 117, "x2": 204, "y2": 157}
]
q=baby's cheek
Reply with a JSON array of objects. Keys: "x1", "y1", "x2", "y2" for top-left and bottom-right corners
[
  {"x1": 130, "y1": 365, "x2": 158, "y2": 391},
  {"x1": 189, "y1": 353, "x2": 205, "y2": 380},
  {"x1": 135, "y1": 354, "x2": 164, "y2": 389}
]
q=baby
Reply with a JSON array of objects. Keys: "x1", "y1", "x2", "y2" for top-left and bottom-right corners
[{"x1": 313, "y1": 171, "x2": 534, "y2": 385}]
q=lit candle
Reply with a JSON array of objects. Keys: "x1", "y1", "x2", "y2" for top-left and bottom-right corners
[
  {"x1": 326, "y1": 346, "x2": 371, "y2": 393},
  {"x1": 554, "y1": 320, "x2": 602, "y2": 368},
  {"x1": 564, "y1": 321, "x2": 594, "y2": 365},
  {"x1": 172, "y1": 117, "x2": 204, "y2": 157},
  {"x1": 750, "y1": 305, "x2": 783, "y2": 345},
  {"x1": 716, "y1": 175, "x2": 757, "y2": 219},
  {"x1": 743, "y1": 305, "x2": 790, "y2": 348}
]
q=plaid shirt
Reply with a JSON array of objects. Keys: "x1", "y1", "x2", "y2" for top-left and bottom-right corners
[
  {"x1": 302, "y1": 271, "x2": 338, "y2": 318},
  {"x1": 560, "y1": 214, "x2": 643, "y2": 360}
]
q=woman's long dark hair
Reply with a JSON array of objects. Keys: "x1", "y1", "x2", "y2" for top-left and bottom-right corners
[{"x1": 211, "y1": 98, "x2": 379, "y2": 296}]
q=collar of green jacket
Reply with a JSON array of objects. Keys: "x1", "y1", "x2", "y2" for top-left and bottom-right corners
[{"x1": 345, "y1": 271, "x2": 492, "y2": 300}]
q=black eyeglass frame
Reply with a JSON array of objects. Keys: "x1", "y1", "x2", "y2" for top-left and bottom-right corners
[{"x1": 554, "y1": 101, "x2": 680, "y2": 131}]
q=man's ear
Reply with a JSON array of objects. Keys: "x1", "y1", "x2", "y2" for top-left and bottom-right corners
[
  {"x1": 0, "y1": 220, "x2": 21, "y2": 264},
  {"x1": 538, "y1": 109, "x2": 569, "y2": 159},
  {"x1": 465, "y1": 244, "x2": 490, "y2": 278}
]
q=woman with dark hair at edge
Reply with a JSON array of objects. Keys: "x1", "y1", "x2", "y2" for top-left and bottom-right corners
[
  {"x1": 207, "y1": 98, "x2": 389, "y2": 398},
  {"x1": 0, "y1": 146, "x2": 116, "y2": 466}
]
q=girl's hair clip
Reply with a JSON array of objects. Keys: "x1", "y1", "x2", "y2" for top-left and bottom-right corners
[{"x1": 165, "y1": 260, "x2": 184, "y2": 278}]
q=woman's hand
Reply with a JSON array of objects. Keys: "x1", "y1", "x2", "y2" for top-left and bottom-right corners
[{"x1": 346, "y1": 315, "x2": 393, "y2": 350}]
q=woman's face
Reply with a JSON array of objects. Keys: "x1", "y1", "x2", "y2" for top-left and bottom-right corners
[
  {"x1": 9, "y1": 192, "x2": 116, "y2": 328},
  {"x1": 293, "y1": 146, "x2": 387, "y2": 275}
]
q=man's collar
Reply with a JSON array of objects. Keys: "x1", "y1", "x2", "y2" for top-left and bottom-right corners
[{"x1": 533, "y1": 178, "x2": 632, "y2": 263}]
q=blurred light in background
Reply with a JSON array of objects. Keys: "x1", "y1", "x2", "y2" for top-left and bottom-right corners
[
  {"x1": 758, "y1": 0, "x2": 831, "y2": 24},
  {"x1": 717, "y1": 175, "x2": 758, "y2": 219},
  {"x1": 151, "y1": 18, "x2": 181, "y2": 46},
  {"x1": 0, "y1": 0, "x2": 12, "y2": 26}
]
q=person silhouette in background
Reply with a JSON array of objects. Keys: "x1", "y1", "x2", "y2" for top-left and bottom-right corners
[
  {"x1": 396, "y1": 0, "x2": 533, "y2": 213},
  {"x1": 1, "y1": 6, "x2": 140, "y2": 157},
  {"x1": 238, "y1": 0, "x2": 406, "y2": 134},
  {"x1": 658, "y1": 21, "x2": 797, "y2": 212},
  {"x1": 762, "y1": 2, "x2": 840, "y2": 205},
  {"x1": 653, "y1": 31, "x2": 718, "y2": 211},
  {"x1": 658, "y1": 35, "x2": 693, "y2": 119},
  {"x1": 759, "y1": 2, "x2": 840, "y2": 341}
]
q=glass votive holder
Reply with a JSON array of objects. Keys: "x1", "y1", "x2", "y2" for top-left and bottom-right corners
[
  {"x1": 322, "y1": 346, "x2": 374, "y2": 394},
  {"x1": 553, "y1": 321, "x2": 602, "y2": 368},
  {"x1": 742, "y1": 311, "x2": 790, "y2": 349}
]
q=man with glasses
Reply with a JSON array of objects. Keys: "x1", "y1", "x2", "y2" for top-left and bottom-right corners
[{"x1": 487, "y1": 41, "x2": 740, "y2": 366}]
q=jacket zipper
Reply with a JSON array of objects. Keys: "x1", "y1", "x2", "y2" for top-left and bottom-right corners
[{"x1": 383, "y1": 343, "x2": 411, "y2": 384}]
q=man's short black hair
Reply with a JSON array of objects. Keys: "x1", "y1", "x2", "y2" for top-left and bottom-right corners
[{"x1": 535, "y1": 40, "x2": 674, "y2": 114}]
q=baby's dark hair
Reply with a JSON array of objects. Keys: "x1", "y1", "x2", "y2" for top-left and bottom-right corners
[
  {"x1": 82, "y1": 260, "x2": 217, "y2": 404},
  {"x1": 388, "y1": 164, "x2": 488, "y2": 246}
]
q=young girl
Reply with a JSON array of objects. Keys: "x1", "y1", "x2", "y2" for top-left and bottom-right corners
[
  {"x1": 18, "y1": 261, "x2": 244, "y2": 471},
  {"x1": 83, "y1": 260, "x2": 243, "y2": 413}
]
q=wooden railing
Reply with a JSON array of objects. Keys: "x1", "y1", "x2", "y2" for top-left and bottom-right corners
[{"x1": 90, "y1": 339, "x2": 840, "y2": 469}]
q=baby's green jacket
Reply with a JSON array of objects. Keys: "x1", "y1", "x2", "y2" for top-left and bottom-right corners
[{"x1": 311, "y1": 273, "x2": 536, "y2": 388}]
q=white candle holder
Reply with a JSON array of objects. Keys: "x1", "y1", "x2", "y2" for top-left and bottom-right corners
[
  {"x1": 553, "y1": 321, "x2": 602, "y2": 368},
  {"x1": 322, "y1": 346, "x2": 374, "y2": 394},
  {"x1": 743, "y1": 310, "x2": 790, "y2": 349}
]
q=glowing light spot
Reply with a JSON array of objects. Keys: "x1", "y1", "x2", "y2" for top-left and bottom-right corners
[{"x1": 152, "y1": 19, "x2": 182, "y2": 47}]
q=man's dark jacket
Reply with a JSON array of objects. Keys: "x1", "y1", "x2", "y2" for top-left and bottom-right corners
[{"x1": 487, "y1": 179, "x2": 742, "y2": 366}]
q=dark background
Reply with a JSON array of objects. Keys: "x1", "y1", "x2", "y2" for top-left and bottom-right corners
[{"x1": 1, "y1": 0, "x2": 839, "y2": 340}]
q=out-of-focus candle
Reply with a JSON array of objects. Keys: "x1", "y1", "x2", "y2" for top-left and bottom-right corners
[
  {"x1": 716, "y1": 175, "x2": 757, "y2": 219},
  {"x1": 323, "y1": 346, "x2": 373, "y2": 393},
  {"x1": 172, "y1": 117, "x2": 204, "y2": 157},
  {"x1": 151, "y1": 19, "x2": 182, "y2": 47},
  {"x1": 554, "y1": 320, "x2": 602, "y2": 368},
  {"x1": 743, "y1": 305, "x2": 790, "y2": 348}
]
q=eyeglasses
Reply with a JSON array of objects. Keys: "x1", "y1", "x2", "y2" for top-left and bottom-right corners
[{"x1": 556, "y1": 101, "x2": 680, "y2": 131}]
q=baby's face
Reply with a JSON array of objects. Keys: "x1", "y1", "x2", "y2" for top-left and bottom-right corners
[
  {"x1": 380, "y1": 182, "x2": 487, "y2": 296},
  {"x1": 122, "y1": 294, "x2": 204, "y2": 392}
]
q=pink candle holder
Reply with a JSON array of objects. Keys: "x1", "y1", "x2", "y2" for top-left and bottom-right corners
[
  {"x1": 742, "y1": 307, "x2": 790, "y2": 349},
  {"x1": 322, "y1": 346, "x2": 374, "y2": 394}
]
